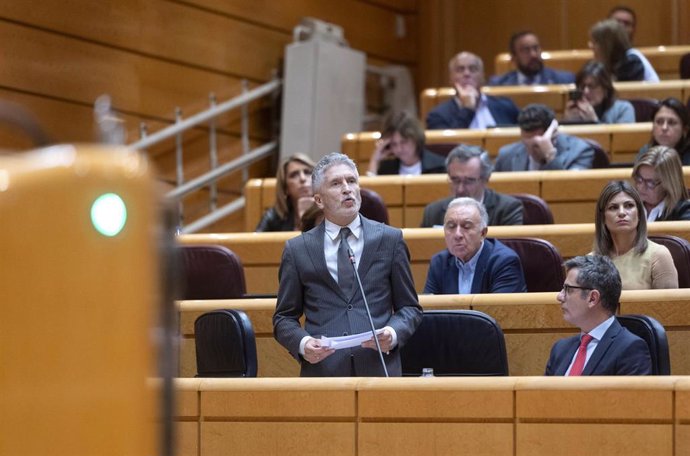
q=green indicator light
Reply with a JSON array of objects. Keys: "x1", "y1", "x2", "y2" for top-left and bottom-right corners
[{"x1": 91, "y1": 193, "x2": 127, "y2": 237}]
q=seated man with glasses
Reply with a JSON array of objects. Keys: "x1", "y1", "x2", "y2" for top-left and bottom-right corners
[
  {"x1": 545, "y1": 255, "x2": 652, "y2": 376},
  {"x1": 421, "y1": 144, "x2": 523, "y2": 227},
  {"x1": 426, "y1": 51, "x2": 519, "y2": 130},
  {"x1": 423, "y1": 197, "x2": 526, "y2": 294}
]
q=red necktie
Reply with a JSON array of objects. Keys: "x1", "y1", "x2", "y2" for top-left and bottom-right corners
[{"x1": 568, "y1": 334, "x2": 593, "y2": 376}]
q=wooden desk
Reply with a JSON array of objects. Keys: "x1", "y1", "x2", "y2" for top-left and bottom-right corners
[
  {"x1": 175, "y1": 376, "x2": 689, "y2": 456},
  {"x1": 177, "y1": 288, "x2": 690, "y2": 379},
  {"x1": 493, "y1": 45, "x2": 690, "y2": 80},
  {"x1": 420, "y1": 80, "x2": 690, "y2": 125},
  {"x1": 245, "y1": 169, "x2": 690, "y2": 229}
]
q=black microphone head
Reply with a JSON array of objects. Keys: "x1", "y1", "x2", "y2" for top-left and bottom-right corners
[{"x1": 347, "y1": 248, "x2": 355, "y2": 264}]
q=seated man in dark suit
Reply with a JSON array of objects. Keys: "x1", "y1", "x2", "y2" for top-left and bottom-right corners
[
  {"x1": 423, "y1": 197, "x2": 527, "y2": 294},
  {"x1": 426, "y1": 52, "x2": 519, "y2": 130},
  {"x1": 495, "y1": 104, "x2": 595, "y2": 171},
  {"x1": 489, "y1": 31, "x2": 575, "y2": 86},
  {"x1": 420, "y1": 144, "x2": 523, "y2": 227},
  {"x1": 545, "y1": 255, "x2": 652, "y2": 376}
]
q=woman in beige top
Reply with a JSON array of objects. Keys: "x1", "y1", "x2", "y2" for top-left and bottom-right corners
[{"x1": 593, "y1": 180, "x2": 678, "y2": 289}]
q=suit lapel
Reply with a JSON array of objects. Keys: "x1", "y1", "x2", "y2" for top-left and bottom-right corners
[
  {"x1": 556, "y1": 338, "x2": 580, "y2": 375},
  {"x1": 305, "y1": 223, "x2": 348, "y2": 301},
  {"x1": 355, "y1": 216, "x2": 382, "y2": 280},
  {"x1": 582, "y1": 321, "x2": 621, "y2": 375},
  {"x1": 470, "y1": 240, "x2": 492, "y2": 293}
]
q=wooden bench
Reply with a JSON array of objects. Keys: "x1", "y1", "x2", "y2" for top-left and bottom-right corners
[
  {"x1": 245, "y1": 169, "x2": 690, "y2": 229},
  {"x1": 493, "y1": 45, "x2": 690, "y2": 80},
  {"x1": 420, "y1": 80, "x2": 690, "y2": 123},
  {"x1": 343, "y1": 123, "x2": 653, "y2": 174},
  {"x1": 176, "y1": 289, "x2": 690, "y2": 379},
  {"x1": 180, "y1": 220, "x2": 690, "y2": 295},
  {"x1": 175, "y1": 376, "x2": 690, "y2": 456}
]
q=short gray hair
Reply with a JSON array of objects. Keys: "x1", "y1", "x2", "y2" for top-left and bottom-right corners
[
  {"x1": 446, "y1": 144, "x2": 493, "y2": 180},
  {"x1": 446, "y1": 197, "x2": 489, "y2": 229},
  {"x1": 564, "y1": 255, "x2": 622, "y2": 315},
  {"x1": 311, "y1": 152, "x2": 359, "y2": 191}
]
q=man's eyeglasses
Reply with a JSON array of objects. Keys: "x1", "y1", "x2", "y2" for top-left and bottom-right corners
[
  {"x1": 562, "y1": 284, "x2": 593, "y2": 294},
  {"x1": 633, "y1": 175, "x2": 662, "y2": 190},
  {"x1": 449, "y1": 176, "x2": 480, "y2": 186}
]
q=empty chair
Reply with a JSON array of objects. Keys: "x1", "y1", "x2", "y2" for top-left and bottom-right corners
[
  {"x1": 180, "y1": 245, "x2": 246, "y2": 299},
  {"x1": 649, "y1": 235, "x2": 690, "y2": 288},
  {"x1": 617, "y1": 314, "x2": 670, "y2": 375},
  {"x1": 400, "y1": 310, "x2": 509, "y2": 376},
  {"x1": 360, "y1": 187, "x2": 389, "y2": 224},
  {"x1": 194, "y1": 309, "x2": 258, "y2": 377},
  {"x1": 627, "y1": 98, "x2": 660, "y2": 122},
  {"x1": 500, "y1": 237, "x2": 565, "y2": 292},
  {"x1": 510, "y1": 193, "x2": 554, "y2": 225},
  {"x1": 680, "y1": 53, "x2": 690, "y2": 79}
]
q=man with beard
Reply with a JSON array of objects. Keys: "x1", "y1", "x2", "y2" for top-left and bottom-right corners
[{"x1": 489, "y1": 31, "x2": 575, "y2": 86}]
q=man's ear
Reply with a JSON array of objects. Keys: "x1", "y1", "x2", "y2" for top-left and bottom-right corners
[
  {"x1": 481, "y1": 226, "x2": 488, "y2": 238},
  {"x1": 313, "y1": 193, "x2": 324, "y2": 210},
  {"x1": 588, "y1": 288, "x2": 601, "y2": 309}
]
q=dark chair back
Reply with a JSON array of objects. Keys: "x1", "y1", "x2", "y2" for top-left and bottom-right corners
[
  {"x1": 617, "y1": 314, "x2": 670, "y2": 375},
  {"x1": 180, "y1": 245, "x2": 246, "y2": 299},
  {"x1": 680, "y1": 53, "x2": 690, "y2": 79},
  {"x1": 360, "y1": 188, "x2": 389, "y2": 224},
  {"x1": 583, "y1": 138, "x2": 610, "y2": 169},
  {"x1": 649, "y1": 235, "x2": 690, "y2": 288},
  {"x1": 510, "y1": 193, "x2": 554, "y2": 224},
  {"x1": 627, "y1": 98, "x2": 660, "y2": 122},
  {"x1": 401, "y1": 310, "x2": 509, "y2": 376},
  {"x1": 500, "y1": 237, "x2": 565, "y2": 292},
  {"x1": 194, "y1": 309, "x2": 258, "y2": 377},
  {"x1": 425, "y1": 143, "x2": 459, "y2": 157}
]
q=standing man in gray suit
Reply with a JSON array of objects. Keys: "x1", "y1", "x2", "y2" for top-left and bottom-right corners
[
  {"x1": 273, "y1": 152, "x2": 422, "y2": 376},
  {"x1": 495, "y1": 104, "x2": 595, "y2": 172}
]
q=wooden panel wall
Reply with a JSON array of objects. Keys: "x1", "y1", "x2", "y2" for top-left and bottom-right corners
[
  {"x1": 417, "y1": 0, "x2": 686, "y2": 90},
  {"x1": 0, "y1": 0, "x2": 418, "y2": 232}
]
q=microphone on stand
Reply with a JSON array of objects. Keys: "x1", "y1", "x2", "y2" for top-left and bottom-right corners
[{"x1": 348, "y1": 248, "x2": 389, "y2": 378}]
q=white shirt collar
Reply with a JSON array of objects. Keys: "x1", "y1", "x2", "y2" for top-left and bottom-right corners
[{"x1": 324, "y1": 215, "x2": 362, "y2": 241}]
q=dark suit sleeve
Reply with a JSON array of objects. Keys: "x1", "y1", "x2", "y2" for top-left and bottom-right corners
[
  {"x1": 422, "y1": 253, "x2": 444, "y2": 294},
  {"x1": 426, "y1": 101, "x2": 474, "y2": 130},
  {"x1": 488, "y1": 252, "x2": 527, "y2": 293},
  {"x1": 498, "y1": 197, "x2": 523, "y2": 225},
  {"x1": 273, "y1": 241, "x2": 309, "y2": 359},
  {"x1": 387, "y1": 234, "x2": 423, "y2": 347},
  {"x1": 614, "y1": 337, "x2": 653, "y2": 375},
  {"x1": 544, "y1": 344, "x2": 559, "y2": 376}
]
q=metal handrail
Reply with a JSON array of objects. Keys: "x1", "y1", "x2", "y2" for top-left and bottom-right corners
[
  {"x1": 128, "y1": 78, "x2": 281, "y2": 151},
  {"x1": 125, "y1": 78, "x2": 281, "y2": 233}
]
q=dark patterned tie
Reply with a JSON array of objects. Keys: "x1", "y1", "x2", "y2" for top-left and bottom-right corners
[{"x1": 337, "y1": 227, "x2": 354, "y2": 293}]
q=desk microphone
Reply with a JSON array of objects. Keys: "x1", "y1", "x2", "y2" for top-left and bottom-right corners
[{"x1": 348, "y1": 248, "x2": 389, "y2": 377}]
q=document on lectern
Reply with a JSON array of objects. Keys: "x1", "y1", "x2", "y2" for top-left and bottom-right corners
[{"x1": 319, "y1": 329, "x2": 385, "y2": 350}]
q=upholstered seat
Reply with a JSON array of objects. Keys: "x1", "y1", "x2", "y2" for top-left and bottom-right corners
[
  {"x1": 400, "y1": 310, "x2": 509, "y2": 376},
  {"x1": 500, "y1": 237, "x2": 565, "y2": 292},
  {"x1": 194, "y1": 309, "x2": 258, "y2": 377},
  {"x1": 617, "y1": 314, "x2": 670, "y2": 375},
  {"x1": 360, "y1": 187, "x2": 389, "y2": 224},
  {"x1": 627, "y1": 98, "x2": 660, "y2": 122},
  {"x1": 180, "y1": 245, "x2": 246, "y2": 299},
  {"x1": 649, "y1": 235, "x2": 690, "y2": 288},
  {"x1": 510, "y1": 193, "x2": 554, "y2": 225}
]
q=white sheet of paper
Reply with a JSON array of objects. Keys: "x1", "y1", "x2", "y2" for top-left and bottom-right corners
[{"x1": 320, "y1": 329, "x2": 385, "y2": 350}]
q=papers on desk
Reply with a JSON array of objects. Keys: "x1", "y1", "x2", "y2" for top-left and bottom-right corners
[{"x1": 320, "y1": 329, "x2": 385, "y2": 350}]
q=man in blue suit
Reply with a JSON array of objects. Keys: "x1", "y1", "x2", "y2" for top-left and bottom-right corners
[
  {"x1": 489, "y1": 31, "x2": 575, "y2": 86},
  {"x1": 545, "y1": 255, "x2": 652, "y2": 376},
  {"x1": 423, "y1": 197, "x2": 526, "y2": 294},
  {"x1": 426, "y1": 52, "x2": 519, "y2": 130}
]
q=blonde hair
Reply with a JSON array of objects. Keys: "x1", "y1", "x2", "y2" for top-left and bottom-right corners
[
  {"x1": 274, "y1": 153, "x2": 316, "y2": 219},
  {"x1": 633, "y1": 146, "x2": 689, "y2": 219}
]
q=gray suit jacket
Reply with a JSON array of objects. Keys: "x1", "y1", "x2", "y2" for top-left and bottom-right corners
[
  {"x1": 494, "y1": 134, "x2": 594, "y2": 172},
  {"x1": 420, "y1": 189, "x2": 523, "y2": 227},
  {"x1": 273, "y1": 215, "x2": 422, "y2": 377}
]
